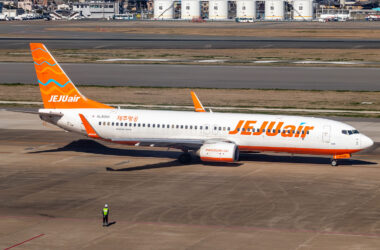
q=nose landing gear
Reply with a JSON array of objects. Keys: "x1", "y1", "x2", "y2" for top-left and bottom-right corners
[{"x1": 331, "y1": 159, "x2": 339, "y2": 167}]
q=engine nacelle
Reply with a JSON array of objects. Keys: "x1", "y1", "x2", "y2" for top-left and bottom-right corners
[{"x1": 197, "y1": 142, "x2": 239, "y2": 162}]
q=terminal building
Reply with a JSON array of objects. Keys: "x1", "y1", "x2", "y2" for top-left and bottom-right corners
[
  {"x1": 73, "y1": 0, "x2": 119, "y2": 18},
  {"x1": 153, "y1": 0, "x2": 315, "y2": 21}
]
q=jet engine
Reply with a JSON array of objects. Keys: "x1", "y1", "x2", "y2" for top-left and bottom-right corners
[{"x1": 197, "y1": 142, "x2": 239, "y2": 162}]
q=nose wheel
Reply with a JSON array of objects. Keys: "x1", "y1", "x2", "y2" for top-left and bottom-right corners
[{"x1": 331, "y1": 159, "x2": 339, "y2": 167}]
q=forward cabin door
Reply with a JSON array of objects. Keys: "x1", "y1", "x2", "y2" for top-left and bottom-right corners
[{"x1": 322, "y1": 125, "x2": 331, "y2": 143}]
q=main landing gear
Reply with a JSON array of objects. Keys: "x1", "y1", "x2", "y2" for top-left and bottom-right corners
[
  {"x1": 331, "y1": 159, "x2": 339, "y2": 167},
  {"x1": 178, "y1": 149, "x2": 192, "y2": 164}
]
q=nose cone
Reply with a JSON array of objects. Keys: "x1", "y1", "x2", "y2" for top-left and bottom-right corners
[{"x1": 361, "y1": 135, "x2": 374, "y2": 149}]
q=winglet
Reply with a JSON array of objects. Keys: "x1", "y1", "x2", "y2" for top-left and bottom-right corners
[
  {"x1": 79, "y1": 114, "x2": 100, "y2": 139},
  {"x1": 191, "y1": 91, "x2": 206, "y2": 112}
]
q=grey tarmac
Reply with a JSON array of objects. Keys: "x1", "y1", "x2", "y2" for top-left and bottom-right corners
[
  {"x1": 2, "y1": 63, "x2": 380, "y2": 90},
  {"x1": 1, "y1": 110, "x2": 380, "y2": 249},
  {"x1": 2, "y1": 37, "x2": 380, "y2": 49},
  {"x1": 1, "y1": 21, "x2": 380, "y2": 49}
]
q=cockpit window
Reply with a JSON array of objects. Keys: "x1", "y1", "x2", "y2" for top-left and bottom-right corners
[{"x1": 342, "y1": 129, "x2": 359, "y2": 135}]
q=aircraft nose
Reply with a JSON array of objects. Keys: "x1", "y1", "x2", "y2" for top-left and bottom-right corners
[{"x1": 361, "y1": 135, "x2": 374, "y2": 149}]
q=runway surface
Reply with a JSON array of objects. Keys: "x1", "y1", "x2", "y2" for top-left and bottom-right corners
[
  {"x1": 3, "y1": 62, "x2": 380, "y2": 90},
  {"x1": 1, "y1": 110, "x2": 380, "y2": 249},
  {"x1": 3, "y1": 37, "x2": 380, "y2": 49},
  {"x1": 1, "y1": 21, "x2": 380, "y2": 49}
]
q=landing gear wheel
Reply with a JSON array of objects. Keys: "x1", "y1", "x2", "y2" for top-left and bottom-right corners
[
  {"x1": 178, "y1": 153, "x2": 192, "y2": 164},
  {"x1": 331, "y1": 159, "x2": 339, "y2": 167}
]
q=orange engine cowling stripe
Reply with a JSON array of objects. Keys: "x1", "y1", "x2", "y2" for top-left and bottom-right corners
[{"x1": 200, "y1": 157, "x2": 234, "y2": 162}]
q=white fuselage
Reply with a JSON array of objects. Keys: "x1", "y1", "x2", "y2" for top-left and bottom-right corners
[{"x1": 39, "y1": 108, "x2": 374, "y2": 156}]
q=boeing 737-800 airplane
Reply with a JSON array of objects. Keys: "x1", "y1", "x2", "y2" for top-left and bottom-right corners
[{"x1": 29, "y1": 43, "x2": 373, "y2": 166}]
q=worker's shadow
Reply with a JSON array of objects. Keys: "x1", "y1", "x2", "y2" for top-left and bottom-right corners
[{"x1": 106, "y1": 221, "x2": 116, "y2": 227}]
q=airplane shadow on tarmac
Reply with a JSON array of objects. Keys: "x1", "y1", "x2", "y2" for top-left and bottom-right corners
[
  {"x1": 239, "y1": 153, "x2": 377, "y2": 166},
  {"x1": 30, "y1": 139, "x2": 377, "y2": 169}
]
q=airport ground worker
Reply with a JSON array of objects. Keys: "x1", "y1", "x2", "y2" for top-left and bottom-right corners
[{"x1": 102, "y1": 204, "x2": 109, "y2": 226}]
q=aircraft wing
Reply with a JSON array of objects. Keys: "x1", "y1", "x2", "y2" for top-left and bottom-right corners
[{"x1": 110, "y1": 138, "x2": 205, "y2": 150}]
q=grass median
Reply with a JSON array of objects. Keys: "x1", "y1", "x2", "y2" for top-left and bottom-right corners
[{"x1": 1, "y1": 84, "x2": 379, "y2": 118}]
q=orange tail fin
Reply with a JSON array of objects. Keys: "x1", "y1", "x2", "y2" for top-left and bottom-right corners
[{"x1": 30, "y1": 43, "x2": 112, "y2": 109}]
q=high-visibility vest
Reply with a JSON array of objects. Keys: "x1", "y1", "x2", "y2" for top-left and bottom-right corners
[{"x1": 103, "y1": 207, "x2": 109, "y2": 216}]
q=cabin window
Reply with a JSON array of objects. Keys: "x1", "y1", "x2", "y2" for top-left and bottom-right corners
[
  {"x1": 133, "y1": 123, "x2": 136, "y2": 127},
  {"x1": 157, "y1": 124, "x2": 160, "y2": 128},
  {"x1": 185, "y1": 125, "x2": 188, "y2": 129},
  {"x1": 205, "y1": 126, "x2": 209, "y2": 130},
  {"x1": 307, "y1": 131, "x2": 310, "y2": 134},
  {"x1": 190, "y1": 125, "x2": 193, "y2": 129},
  {"x1": 125, "y1": 123, "x2": 128, "y2": 126},
  {"x1": 147, "y1": 124, "x2": 150, "y2": 127},
  {"x1": 112, "y1": 122, "x2": 114, "y2": 126},
  {"x1": 228, "y1": 127, "x2": 230, "y2": 131},
  {"x1": 277, "y1": 129, "x2": 281, "y2": 133},
  {"x1": 142, "y1": 123, "x2": 145, "y2": 127},
  {"x1": 99, "y1": 122, "x2": 101, "y2": 125},
  {"x1": 120, "y1": 123, "x2": 123, "y2": 126},
  {"x1": 116, "y1": 122, "x2": 119, "y2": 126},
  {"x1": 214, "y1": 126, "x2": 217, "y2": 130},
  {"x1": 138, "y1": 123, "x2": 141, "y2": 127},
  {"x1": 195, "y1": 126, "x2": 197, "y2": 129},
  {"x1": 181, "y1": 125, "x2": 184, "y2": 129},
  {"x1": 200, "y1": 126, "x2": 203, "y2": 130}
]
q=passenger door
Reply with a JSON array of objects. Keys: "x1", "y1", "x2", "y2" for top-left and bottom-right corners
[{"x1": 322, "y1": 125, "x2": 331, "y2": 143}]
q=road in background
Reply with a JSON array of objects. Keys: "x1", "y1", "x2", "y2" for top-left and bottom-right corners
[
  {"x1": 2, "y1": 37, "x2": 380, "y2": 49},
  {"x1": 2, "y1": 63, "x2": 380, "y2": 90}
]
